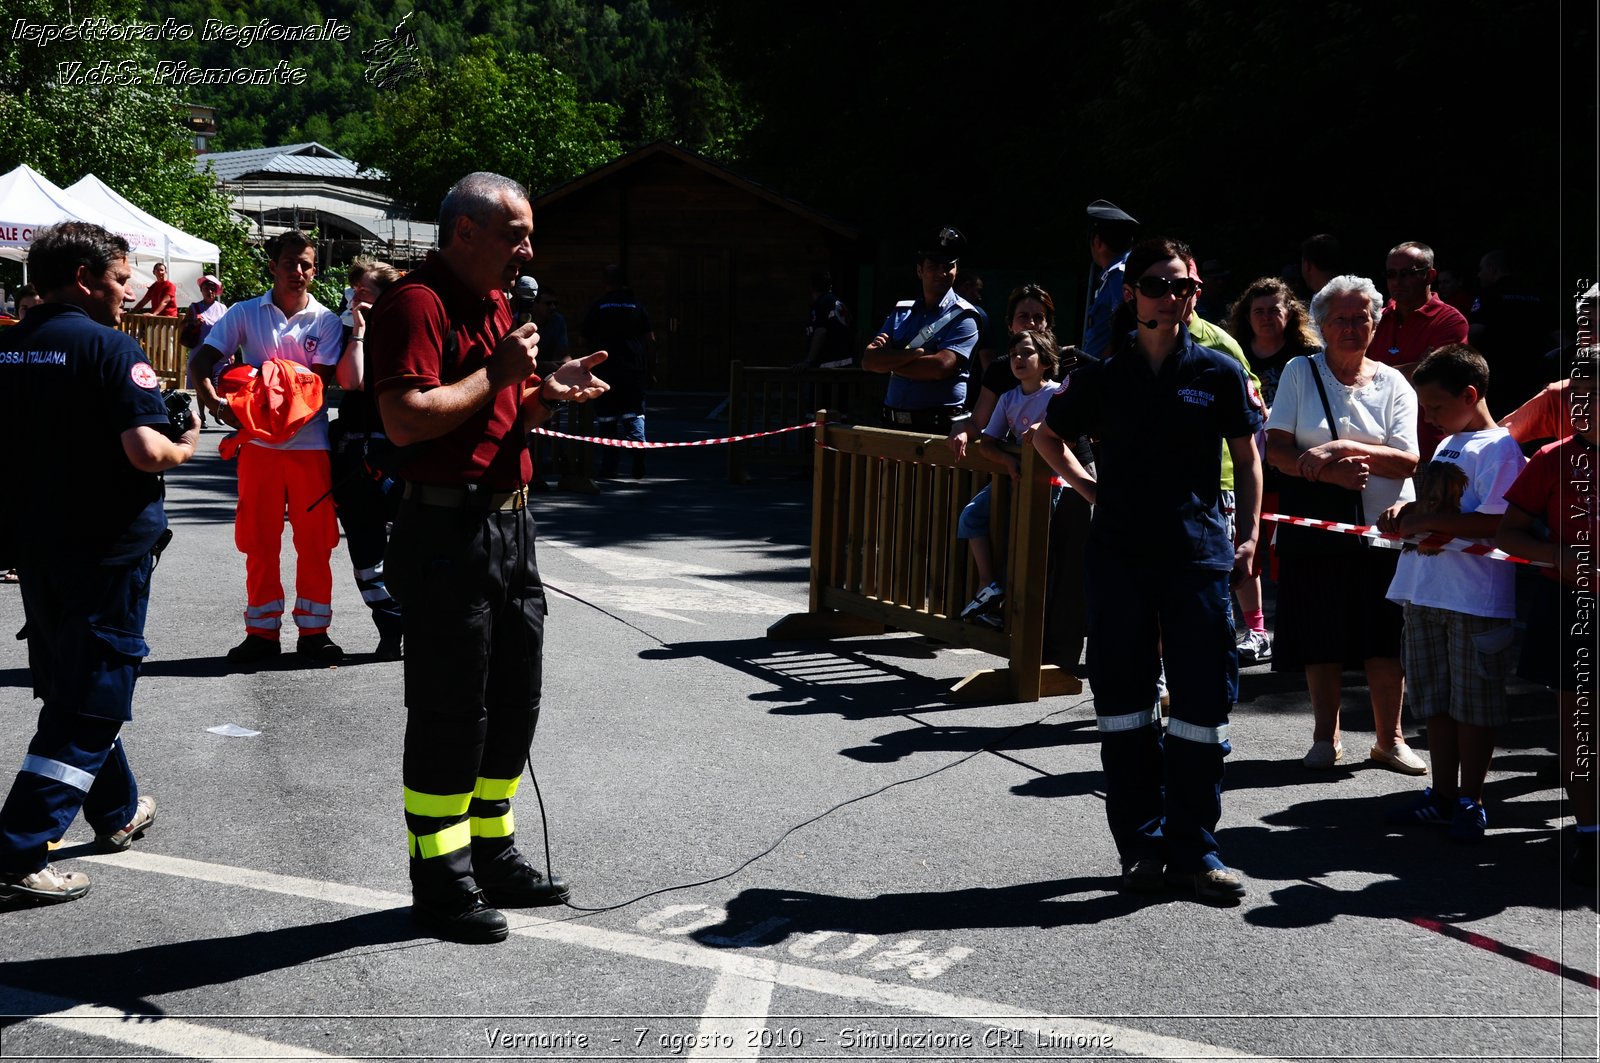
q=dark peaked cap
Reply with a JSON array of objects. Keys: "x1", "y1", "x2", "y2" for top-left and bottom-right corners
[
  {"x1": 918, "y1": 226, "x2": 967, "y2": 264},
  {"x1": 1086, "y1": 199, "x2": 1138, "y2": 226}
]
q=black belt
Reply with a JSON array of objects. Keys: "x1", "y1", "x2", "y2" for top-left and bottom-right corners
[
  {"x1": 403, "y1": 483, "x2": 528, "y2": 511},
  {"x1": 881, "y1": 406, "x2": 970, "y2": 433}
]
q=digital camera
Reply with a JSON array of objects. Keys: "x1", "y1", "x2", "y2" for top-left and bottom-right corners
[{"x1": 163, "y1": 389, "x2": 193, "y2": 440}]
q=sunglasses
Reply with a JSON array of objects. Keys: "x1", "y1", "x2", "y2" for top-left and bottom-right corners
[
  {"x1": 1133, "y1": 276, "x2": 1202, "y2": 299},
  {"x1": 1384, "y1": 266, "x2": 1429, "y2": 279}
]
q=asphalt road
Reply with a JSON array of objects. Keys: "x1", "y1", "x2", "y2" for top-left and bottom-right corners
[{"x1": 0, "y1": 398, "x2": 1595, "y2": 1062}]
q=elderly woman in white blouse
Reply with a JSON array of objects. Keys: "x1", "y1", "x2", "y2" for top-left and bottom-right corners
[{"x1": 1265, "y1": 276, "x2": 1423, "y2": 773}]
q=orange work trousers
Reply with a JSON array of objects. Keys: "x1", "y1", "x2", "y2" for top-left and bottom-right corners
[{"x1": 235, "y1": 445, "x2": 338, "y2": 638}]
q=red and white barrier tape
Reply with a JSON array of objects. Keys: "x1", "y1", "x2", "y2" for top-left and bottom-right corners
[
  {"x1": 530, "y1": 421, "x2": 818, "y2": 448},
  {"x1": 1263, "y1": 512, "x2": 1551, "y2": 568},
  {"x1": 526, "y1": 426, "x2": 1541, "y2": 569}
]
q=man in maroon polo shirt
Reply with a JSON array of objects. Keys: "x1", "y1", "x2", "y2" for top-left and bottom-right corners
[
  {"x1": 1368, "y1": 240, "x2": 1469, "y2": 457},
  {"x1": 368, "y1": 171, "x2": 608, "y2": 944},
  {"x1": 1369, "y1": 241, "x2": 1469, "y2": 377}
]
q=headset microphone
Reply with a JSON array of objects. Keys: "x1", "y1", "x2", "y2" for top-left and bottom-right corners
[
  {"x1": 513, "y1": 275, "x2": 541, "y2": 326},
  {"x1": 1139, "y1": 317, "x2": 1161, "y2": 329}
]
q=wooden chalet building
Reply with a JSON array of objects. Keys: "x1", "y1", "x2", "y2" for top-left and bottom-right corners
[{"x1": 531, "y1": 142, "x2": 864, "y2": 391}]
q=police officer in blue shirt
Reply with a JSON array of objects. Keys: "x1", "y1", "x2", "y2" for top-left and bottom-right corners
[
  {"x1": 1035, "y1": 236, "x2": 1262, "y2": 904},
  {"x1": 0, "y1": 222, "x2": 199, "y2": 905},
  {"x1": 1081, "y1": 200, "x2": 1138, "y2": 360},
  {"x1": 864, "y1": 227, "x2": 980, "y2": 433}
]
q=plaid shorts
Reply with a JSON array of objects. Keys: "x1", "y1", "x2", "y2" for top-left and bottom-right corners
[{"x1": 1402, "y1": 603, "x2": 1515, "y2": 727}]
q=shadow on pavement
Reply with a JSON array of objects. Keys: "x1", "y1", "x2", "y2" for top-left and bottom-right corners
[
  {"x1": 640, "y1": 636, "x2": 967, "y2": 720},
  {"x1": 841, "y1": 716, "x2": 1098, "y2": 764},
  {"x1": 0, "y1": 908, "x2": 421, "y2": 1019},
  {"x1": 690, "y1": 878, "x2": 1178, "y2": 948},
  {"x1": 1228, "y1": 778, "x2": 1595, "y2": 929}
]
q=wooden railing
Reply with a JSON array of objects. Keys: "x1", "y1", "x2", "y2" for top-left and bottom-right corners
[
  {"x1": 119, "y1": 313, "x2": 185, "y2": 388},
  {"x1": 769, "y1": 412, "x2": 1084, "y2": 703},
  {"x1": 726, "y1": 361, "x2": 887, "y2": 482}
]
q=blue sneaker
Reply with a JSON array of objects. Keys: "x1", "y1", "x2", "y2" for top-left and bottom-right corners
[
  {"x1": 1447, "y1": 798, "x2": 1487, "y2": 842},
  {"x1": 1384, "y1": 787, "x2": 1448, "y2": 826}
]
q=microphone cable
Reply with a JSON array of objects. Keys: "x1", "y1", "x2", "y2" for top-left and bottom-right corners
[{"x1": 519, "y1": 580, "x2": 1083, "y2": 919}]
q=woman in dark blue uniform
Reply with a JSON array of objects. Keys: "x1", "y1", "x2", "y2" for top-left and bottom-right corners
[{"x1": 1033, "y1": 237, "x2": 1262, "y2": 903}]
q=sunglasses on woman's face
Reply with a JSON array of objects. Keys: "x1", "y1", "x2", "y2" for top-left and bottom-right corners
[{"x1": 1133, "y1": 276, "x2": 1201, "y2": 299}]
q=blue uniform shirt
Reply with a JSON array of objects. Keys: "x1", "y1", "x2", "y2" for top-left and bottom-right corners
[
  {"x1": 1045, "y1": 326, "x2": 1261, "y2": 571},
  {"x1": 0, "y1": 304, "x2": 170, "y2": 564},
  {"x1": 876, "y1": 288, "x2": 978, "y2": 409},
  {"x1": 1081, "y1": 251, "x2": 1129, "y2": 359}
]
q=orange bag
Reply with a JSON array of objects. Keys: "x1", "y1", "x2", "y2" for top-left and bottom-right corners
[{"x1": 218, "y1": 359, "x2": 325, "y2": 459}]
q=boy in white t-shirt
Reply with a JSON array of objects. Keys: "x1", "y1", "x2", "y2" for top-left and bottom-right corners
[
  {"x1": 1378, "y1": 344, "x2": 1527, "y2": 841},
  {"x1": 957, "y1": 330, "x2": 1063, "y2": 626}
]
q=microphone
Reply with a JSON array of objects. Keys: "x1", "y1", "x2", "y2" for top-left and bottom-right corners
[
  {"x1": 1139, "y1": 317, "x2": 1161, "y2": 329},
  {"x1": 513, "y1": 275, "x2": 540, "y2": 326}
]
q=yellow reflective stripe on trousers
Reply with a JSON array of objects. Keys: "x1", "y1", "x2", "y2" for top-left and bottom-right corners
[
  {"x1": 473, "y1": 776, "x2": 521, "y2": 801},
  {"x1": 470, "y1": 812, "x2": 515, "y2": 839},
  {"x1": 408, "y1": 820, "x2": 471, "y2": 859},
  {"x1": 403, "y1": 786, "x2": 473, "y2": 818}
]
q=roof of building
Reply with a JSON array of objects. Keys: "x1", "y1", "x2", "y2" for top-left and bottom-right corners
[
  {"x1": 195, "y1": 143, "x2": 382, "y2": 183},
  {"x1": 533, "y1": 141, "x2": 860, "y2": 240}
]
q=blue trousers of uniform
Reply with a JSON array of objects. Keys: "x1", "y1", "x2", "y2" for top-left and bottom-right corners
[
  {"x1": 0, "y1": 553, "x2": 151, "y2": 875},
  {"x1": 595, "y1": 413, "x2": 646, "y2": 476},
  {"x1": 1084, "y1": 554, "x2": 1237, "y2": 873}
]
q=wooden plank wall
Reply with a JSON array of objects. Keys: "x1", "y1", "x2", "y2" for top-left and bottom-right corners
[{"x1": 533, "y1": 155, "x2": 860, "y2": 390}]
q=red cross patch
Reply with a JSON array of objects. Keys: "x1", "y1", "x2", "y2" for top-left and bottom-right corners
[{"x1": 131, "y1": 363, "x2": 159, "y2": 389}]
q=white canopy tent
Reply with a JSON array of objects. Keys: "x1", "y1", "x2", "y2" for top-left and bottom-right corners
[
  {"x1": 0, "y1": 164, "x2": 166, "y2": 271},
  {"x1": 67, "y1": 174, "x2": 222, "y2": 304},
  {"x1": 67, "y1": 174, "x2": 220, "y2": 266}
]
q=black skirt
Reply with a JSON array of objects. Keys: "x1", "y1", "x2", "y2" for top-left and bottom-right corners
[{"x1": 1272, "y1": 548, "x2": 1404, "y2": 669}]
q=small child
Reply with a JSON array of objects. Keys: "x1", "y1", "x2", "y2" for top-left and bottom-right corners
[
  {"x1": 1379, "y1": 344, "x2": 1527, "y2": 841},
  {"x1": 957, "y1": 329, "x2": 1063, "y2": 627},
  {"x1": 1497, "y1": 344, "x2": 1600, "y2": 885}
]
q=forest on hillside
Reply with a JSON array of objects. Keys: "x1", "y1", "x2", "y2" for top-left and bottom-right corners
[
  {"x1": 145, "y1": 0, "x2": 749, "y2": 166},
  {"x1": 2, "y1": 0, "x2": 1594, "y2": 296}
]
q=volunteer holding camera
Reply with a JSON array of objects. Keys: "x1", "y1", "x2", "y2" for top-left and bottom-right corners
[{"x1": 0, "y1": 222, "x2": 199, "y2": 905}]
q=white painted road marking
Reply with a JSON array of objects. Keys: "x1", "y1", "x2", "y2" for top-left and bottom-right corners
[
  {"x1": 0, "y1": 985, "x2": 353, "y2": 1061},
  {"x1": 551, "y1": 580, "x2": 795, "y2": 624},
  {"x1": 686, "y1": 971, "x2": 774, "y2": 1060},
  {"x1": 642, "y1": 903, "x2": 973, "y2": 980},
  {"x1": 543, "y1": 539, "x2": 800, "y2": 623},
  {"x1": 15, "y1": 851, "x2": 1305, "y2": 1062},
  {"x1": 544, "y1": 542, "x2": 734, "y2": 582}
]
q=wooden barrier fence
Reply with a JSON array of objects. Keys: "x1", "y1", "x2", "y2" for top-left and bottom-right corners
[
  {"x1": 119, "y1": 313, "x2": 185, "y2": 388},
  {"x1": 768, "y1": 412, "x2": 1082, "y2": 703},
  {"x1": 726, "y1": 361, "x2": 886, "y2": 482}
]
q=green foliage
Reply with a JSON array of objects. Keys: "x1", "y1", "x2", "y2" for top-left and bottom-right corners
[
  {"x1": 357, "y1": 36, "x2": 622, "y2": 210},
  {"x1": 134, "y1": 0, "x2": 751, "y2": 163},
  {"x1": 0, "y1": 0, "x2": 257, "y2": 286},
  {"x1": 310, "y1": 276, "x2": 347, "y2": 311}
]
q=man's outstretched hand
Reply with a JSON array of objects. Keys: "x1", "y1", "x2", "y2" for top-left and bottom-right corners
[{"x1": 545, "y1": 350, "x2": 610, "y2": 404}]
